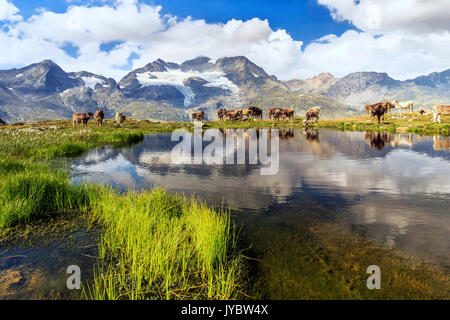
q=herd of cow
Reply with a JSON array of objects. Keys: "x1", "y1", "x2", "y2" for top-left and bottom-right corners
[
  {"x1": 72, "y1": 110, "x2": 127, "y2": 127},
  {"x1": 0, "y1": 102, "x2": 448, "y2": 129},
  {"x1": 192, "y1": 106, "x2": 321, "y2": 126},
  {"x1": 365, "y1": 100, "x2": 450, "y2": 124}
]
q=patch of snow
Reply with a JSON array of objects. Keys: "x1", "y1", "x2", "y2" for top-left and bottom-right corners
[
  {"x1": 15, "y1": 74, "x2": 23, "y2": 78},
  {"x1": 136, "y1": 69, "x2": 239, "y2": 108},
  {"x1": 82, "y1": 77, "x2": 105, "y2": 90},
  {"x1": 136, "y1": 71, "x2": 195, "y2": 107},
  {"x1": 251, "y1": 72, "x2": 260, "y2": 78},
  {"x1": 203, "y1": 74, "x2": 239, "y2": 93}
]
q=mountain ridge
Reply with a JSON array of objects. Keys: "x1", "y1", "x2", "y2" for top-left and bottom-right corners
[{"x1": 0, "y1": 57, "x2": 448, "y2": 123}]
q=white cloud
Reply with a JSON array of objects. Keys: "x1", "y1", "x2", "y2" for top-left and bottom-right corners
[
  {"x1": 0, "y1": 0, "x2": 449, "y2": 81},
  {"x1": 295, "y1": 30, "x2": 450, "y2": 80},
  {"x1": 0, "y1": 0, "x2": 21, "y2": 22},
  {"x1": 318, "y1": 0, "x2": 450, "y2": 34}
]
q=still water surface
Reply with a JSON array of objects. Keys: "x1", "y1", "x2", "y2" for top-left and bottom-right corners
[{"x1": 72, "y1": 129, "x2": 450, "y2": 267}]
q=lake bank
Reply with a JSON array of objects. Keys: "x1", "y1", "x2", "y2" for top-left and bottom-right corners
[{"x1": 1, "y1": 111, "x2": 449, "y2": 137}]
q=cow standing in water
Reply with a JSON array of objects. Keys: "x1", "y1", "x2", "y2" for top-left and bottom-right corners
[
  {"x1": 115, "y1": 112, "x2": 127, "y2": 126},
  {"x1": 94, "y1": 110, "x2": 105, "y2": 127},
  {"x1": 73, "y1": 112, "x2": 93, "y2": 127}
]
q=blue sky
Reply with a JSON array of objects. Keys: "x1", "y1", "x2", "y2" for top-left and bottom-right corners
[{"x1": 0, "y1": 0, "x2": 449, "y2": 80}]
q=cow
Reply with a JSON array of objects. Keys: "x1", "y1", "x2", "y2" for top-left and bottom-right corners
[
  {"x1": 0, "y1": 118, "x2": 6, "y2": 126},
  {"x1": 268, "y1": 108, "x2": 282, "y2": 120},
  {"x1": 393, "y1": 100, "x2": 414, "y2": 114},
  {"x1": 94, "y1": 110, "x2": 105, "y2": 127},
  {"x1": 217, "y1": 108, "x2": 227, "y2": 121},
  {"x1": 115, "y1": 112, "x2": 127, "y2": 126},
  {"x1": 418, "y1": 107, "x2": 427, "y2": 115},
  {"x1": 370, "y1": 103, "x2": 390, "y2": 124},
  {"x1": 366, "y1": 101, "x2": 394, "y2": 117},
  {"x1": 248, "y1": 106, "x2": 263, "y2": 119},
  {"x1": 191, "y1": 110, "x2": 206, "y2": 122},
  {"x1": 281, "y1": 109, "x2": 295, "y2": 121},
  {"x1": 303, "y1": 107, "x2": 320, "y2": 126},
  {"x1": 238, "y1": 108, "x2": 252, "y2": 120},
  {"x1": 225, "y1": 110, "x2": 242, "y2": 121},
  {"x1": 365, "y1": 104, "x2": 375, "y2": 115},
  {"x1": 432, "y1": 105, "x2": 450, "y2": 123},
  {"x1": 73, "y1": 112, "x2": 93, "y2": 127}
]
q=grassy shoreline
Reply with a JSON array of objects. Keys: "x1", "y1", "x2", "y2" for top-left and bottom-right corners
[
  {"x1": 0, "y1": 123, "x2": 244, "y2": 300},
  {"x1": 1, "y1": 111, "x2": 449, "y2": 137},
  {"x1": 317, "y1": 112, "x2": 449, "y2": 136}
]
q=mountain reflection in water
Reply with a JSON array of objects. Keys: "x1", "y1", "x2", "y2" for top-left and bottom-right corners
[{"x1": 72, "y1": 129, "x2": 450, "y2": 267}]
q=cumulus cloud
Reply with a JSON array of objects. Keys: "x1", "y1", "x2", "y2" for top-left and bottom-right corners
[
  {"x1": 297, "y1": 30, "x2": 450, "y2": 80},
  {"x1": 0, "y1": 0, "x2": 21, "y2": 22},
  {"x1": 0, "y1": 0, "x2": 449, "y2": 81},
  {"x1": 318, "y1": 0, "x2": 450, "y2": 34}
]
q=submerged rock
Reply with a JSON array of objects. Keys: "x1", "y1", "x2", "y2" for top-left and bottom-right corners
[{"x1": 0, "y1": 270, "x2": 26, "y2": 292}]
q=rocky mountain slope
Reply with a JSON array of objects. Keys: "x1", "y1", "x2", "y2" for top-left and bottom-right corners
[
  {"x1": 0, "y1": 56, "x2": 448, "y2": 123},
  {"x1": 286, "y1": 70, "x2": 450, "y2": 111}
]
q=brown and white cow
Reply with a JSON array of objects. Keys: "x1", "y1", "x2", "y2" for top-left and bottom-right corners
[
  {"x1": 303, "y1": 107, "x2": 320, "y2": 126},
  {"x1": 365, "y1": 104, "x2": 375, "y2": 115},
  {"x1": 248, "y1": 106, "x2": 263, "y2": 119},
  {"x1": 217, "y1": 108, "x2": 227, "y2": 121},
  {"x1": 432, "y1": 105, "x2": 450, "y2": 123},
  {"x1": 392, "y1": 100, "x2": 414, "y2": 114},
  {"x1": 267, "y1": 108, "x2": 282, "y2": 120},
  {"x1": 94, "y1": 110, "x2": 105, "y2": 127},
  {"x1": 73, "y1": 112, "x2": 93, "y2": 127},
  {"x1": 224, "y1": 110, "x2": 242, "y2": 121},
  {"x1": 115, "y1": 112, "x2": 127, "y2": 126},
  {"x1": 370, "y1": 103, "x2": 392, "y2": 124},
  {"x1": 191, "y1": 110, "x2": 206, "y2": 122},
  {"x1": 281, "y1": 109, "x2": 295, "y2": 121},
  {"x1": 238, "y1": 108, "x2": 252, "y2": 120}
]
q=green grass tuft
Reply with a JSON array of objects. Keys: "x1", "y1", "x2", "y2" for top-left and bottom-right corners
[
  {"x1": 0, "y1": 164, "x2": 90, "y2": 228},
  {"x1": 84, "y1": 188, "x2": 243, "y2": 300}
]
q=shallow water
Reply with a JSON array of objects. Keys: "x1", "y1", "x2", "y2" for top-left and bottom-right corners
[
  {"x1": 0, "y1": 225, "x2": 98, "y2": 300},
  {"x1": 72, "y1": 129, "x2": 450, "y2": 268}
]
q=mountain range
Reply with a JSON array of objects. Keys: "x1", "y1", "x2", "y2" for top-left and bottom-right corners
[{"x1": 0, "y1": 56, "x2": 448, "y2": 123}]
